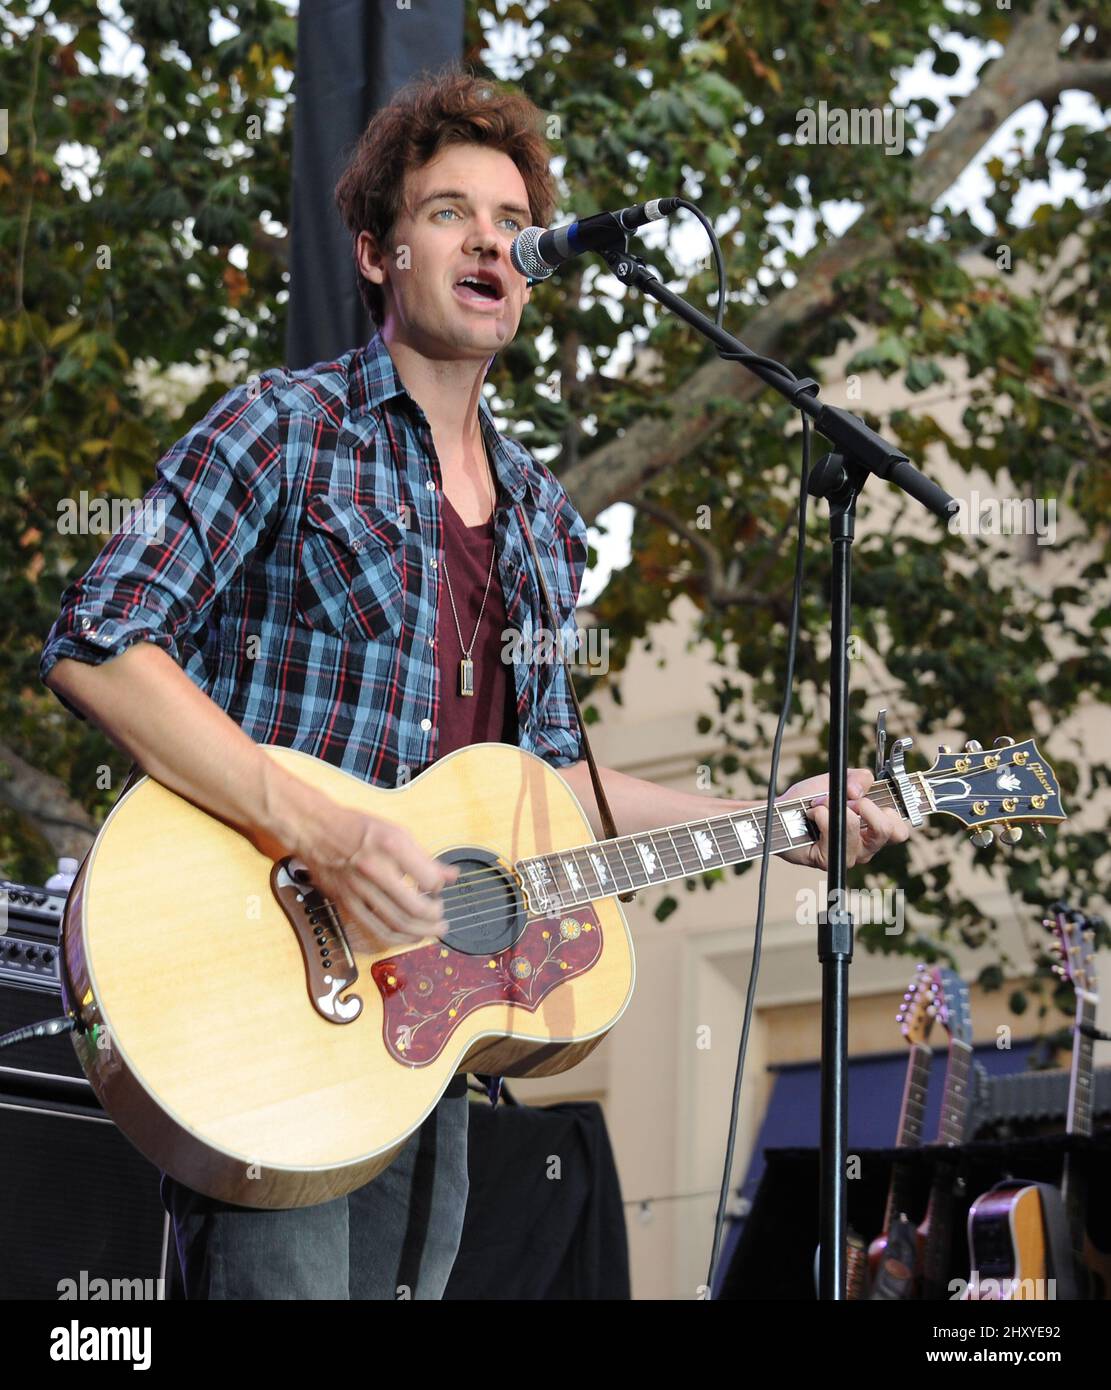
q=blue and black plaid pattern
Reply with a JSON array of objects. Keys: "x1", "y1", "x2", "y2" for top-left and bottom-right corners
[{"x1": 40, "y1": 330, "x2": 589, "y2": 785}]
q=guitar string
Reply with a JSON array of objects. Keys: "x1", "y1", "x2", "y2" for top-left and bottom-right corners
[
  {"x1": 312, "y1": 783, "x2": 910, "y2": 937},
  {"x1": 308, "y1": 762, "x2": 1048, "y2": 941},
  {"x1": 395, "y1": 774, "x2": 1029, "y2": 911},
  {"x1": 424, "y1": 755, "x2": 1041, "y2": 903},
  {"x1": 401, "y1": 799, "x2": 1042, "y2": 939},
  {"x1": 327, "y1": 789, "x2": 1043, "y2": 939}
]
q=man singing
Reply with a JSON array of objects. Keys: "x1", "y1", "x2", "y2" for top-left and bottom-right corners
[{"x1": 40, "y1": 67, "x2": 909, "y2": 1300}]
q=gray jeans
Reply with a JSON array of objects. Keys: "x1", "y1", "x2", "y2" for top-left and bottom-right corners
[{"x1": 160, "y1": 1089, "x2": 469, "y2": 1299}]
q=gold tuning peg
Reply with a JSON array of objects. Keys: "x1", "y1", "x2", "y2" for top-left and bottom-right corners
[
  {"x1": 1034, "y1": 823, "x2": 1046, "y2": 838},
  {"x1": 994, "y1": 736, "x2": 1015, "y2": 747},
  {"x1": 965, "y1": 739, "x2": 983, "y2": 753},
  {"x1": 969, "y1": 826, "x2": 995, "y2": 848},
  {"x1": 999, "y1": 824, "x2": 1023, "y2": 845}
]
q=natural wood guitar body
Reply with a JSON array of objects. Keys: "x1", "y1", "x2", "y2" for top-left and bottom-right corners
[
  {"x1": 62, "y1": 743, "x2": 635, "y2": 1209},
  {"x1": 964, "y1": 1184, "x2": 1048, "y2": 1299}
]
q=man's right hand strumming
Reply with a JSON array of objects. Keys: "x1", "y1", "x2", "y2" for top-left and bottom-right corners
[{"x1": 289, "y1": 795, "x2": 459, "y2": 955}]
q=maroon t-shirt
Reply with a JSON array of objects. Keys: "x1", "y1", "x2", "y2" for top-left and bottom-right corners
[{"x1": 435, "y1": 495, "x2": 518, "y2": 759}]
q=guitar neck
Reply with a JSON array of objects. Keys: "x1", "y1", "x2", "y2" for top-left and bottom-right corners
[
  {"x1": 1066, "y1": 997, "x2": 1096, "y2": 1143},
  {"x1": 1062, "y1": 994, "x2": 1096, "y2": 1268},
  {"x1": 883, "y1": 1043, "x2": 932, "y2": 1232},
  {"x1": 936, "y1": 1038, "x2": 974, "y2": 1147},
  {"x1": 919, "y1": 1037, "x2": 974, "y2": 1296},
  {"x1": 518, "y1": 777, "x2": 918, "y2": 913}
]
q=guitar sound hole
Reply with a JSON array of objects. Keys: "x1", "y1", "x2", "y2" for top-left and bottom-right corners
[{"x1": 438, "y1": 847, "x2": 525, "y2": 957}]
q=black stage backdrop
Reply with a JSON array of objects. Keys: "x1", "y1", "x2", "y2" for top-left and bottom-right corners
[
  {"x1": 446, "y1": 1099, "x2": 631, "y2": 1300},
  {"x1": 286, "y1": 0, "x2": 464, "y2": 368},
  {"x1": 719, "y1": 1129, "x2": 1111, "y2": 1300}
]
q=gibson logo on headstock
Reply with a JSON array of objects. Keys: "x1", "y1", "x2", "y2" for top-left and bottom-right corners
[{"x1": 1028, "y1": 762, "x2": 1054, "y2": 796}]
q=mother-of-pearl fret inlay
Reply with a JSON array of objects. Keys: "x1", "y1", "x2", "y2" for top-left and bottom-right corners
[
  {"x1": 513, "y1": 770, "x2": 930, "y2": 913},
  {"x1": 525, "y1": 861, "x2": 554, "y2": 909},
  {"x1": 732, "y1": 817, "x2": 760, "y2": 851},
  {"x1": 635, "y1": 841, "x2": 659, "y2": 877}
]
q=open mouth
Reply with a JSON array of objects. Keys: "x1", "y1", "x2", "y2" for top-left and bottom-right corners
[{"x1": 454, "y1": 276, "x2": 505, "y2": 307}]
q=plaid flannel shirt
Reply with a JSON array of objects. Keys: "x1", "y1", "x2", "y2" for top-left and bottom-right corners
[{"x1": 39, "y1": 329, "x2": 589, "y2": 785}]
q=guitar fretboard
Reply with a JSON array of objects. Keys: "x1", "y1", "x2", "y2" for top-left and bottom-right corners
[
  {"x1": 516, "y1": 777, "x2": 921, "y2": 913},
  {"x1": 1066, "y1": 997, "x2": 1096, "y2": 1142},
  {"x1": 937, "y1": 1039, "x2": 974, "y2": 1147},
  {"x1": 1062, "y1": 994, "x2": 1097, "y2": 1290},
  {"x1": 885, "y1": 1042, "x2": 932, "y2": 1231}
]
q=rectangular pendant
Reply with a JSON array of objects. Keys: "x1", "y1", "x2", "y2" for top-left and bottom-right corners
[{"x1": 459, "y1": 656, "x2": 474, "y2": 696}]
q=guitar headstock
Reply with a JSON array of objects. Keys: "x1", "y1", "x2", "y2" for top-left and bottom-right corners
[
  {"x1": 1046, "y1": 903, "x2": 1100, "y2": 1004},
  {"x1": 928, "y1": 965, "x2": 972, "y2": 1047},
  {"x1": 896, "y1": 963, "x2": 938, "y2": 1047},
  {"x1": 920, "y1": 737, "x2": 1065, "y2": 847}
]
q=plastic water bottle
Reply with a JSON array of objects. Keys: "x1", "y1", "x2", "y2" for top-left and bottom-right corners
[{"x1": 45, "y1": 857, "x2": 79, "y2": 893}]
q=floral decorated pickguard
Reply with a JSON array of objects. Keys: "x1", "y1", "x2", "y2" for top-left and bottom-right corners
[{"x1": 370, "y1": 908, "x2": 602, "y2": 1066}]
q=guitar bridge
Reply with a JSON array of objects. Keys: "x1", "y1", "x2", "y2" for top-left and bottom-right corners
[{"x1": 271, "y1": 857, "x2": 363, "y2": 1024}]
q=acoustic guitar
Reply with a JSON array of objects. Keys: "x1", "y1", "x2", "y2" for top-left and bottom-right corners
[
  {"x1": 867, "y1": 964, "x2": 937, "y2": 1299},
  {"x1": 819, "y1": 962, "x2": 936, "y2": 1298},
  {"x1": 916, "y1": 968, "x2": 974, "y2": 1300},
  {"x1": 59, "y1": 733, "x2": 1063, "y2": 1208},
  {"x1": 963, "y1": 904, "x2": 1111, "y2": 1299},
  {"x1": 1050, "y1": 904, "x2": 1111, "y2": 1298}
]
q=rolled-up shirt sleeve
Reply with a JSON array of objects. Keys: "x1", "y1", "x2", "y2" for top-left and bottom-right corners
[
  {"x1": 532, "y1": 494, "x2": 590, "y2": 769},
  {"x1": 39, "y1": 380, "x2": 284, "y2": 719}
]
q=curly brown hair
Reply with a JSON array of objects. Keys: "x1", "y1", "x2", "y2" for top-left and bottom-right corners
[{"x1": 334, "y1": 64, "x2": 558, "y2": 327}]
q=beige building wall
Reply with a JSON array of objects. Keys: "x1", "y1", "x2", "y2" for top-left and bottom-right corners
[{"x1": 504, "y1": 270, "x2": 1110, "y2": 1298}]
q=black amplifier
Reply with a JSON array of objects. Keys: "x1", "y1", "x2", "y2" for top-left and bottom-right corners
[
  {"x1": 0, "y1": 878, "x2": 83, "y2": 1085},
  {"x1": 0, "y1": 878, "x2": 66, "y2": 993},
  {"x1": 0, "y1": 878, "x2": 175, "y2": 1299}
]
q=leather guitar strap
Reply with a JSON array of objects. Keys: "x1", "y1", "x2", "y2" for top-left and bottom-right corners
[{"x1": 517, "y1": 503, "x2": 635, "y2": 904}]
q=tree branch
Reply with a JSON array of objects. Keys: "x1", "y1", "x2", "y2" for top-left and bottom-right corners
[
  {"x1": 561, "y1": 0, "x2": 1109, "y2": 523},
  {"x1": 0, "y1": 741, "x2": 98, "y2": 862},
  {"x1": 631, "y1": 498, "x2": 791, "y2": 621}
]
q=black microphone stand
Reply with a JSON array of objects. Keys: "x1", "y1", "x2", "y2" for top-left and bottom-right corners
[{"x1": 597, "y1": 239, "x2": 955, "y2": 1299}]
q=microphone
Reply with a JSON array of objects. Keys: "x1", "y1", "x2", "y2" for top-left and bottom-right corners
[{"x1": 510, "y1": 196, "x2": 683, "y2": 280}]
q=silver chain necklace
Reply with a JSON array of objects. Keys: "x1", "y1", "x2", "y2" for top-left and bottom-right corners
[{"x1": 440, "y1": 432, "x2": 498, "y2": 697}]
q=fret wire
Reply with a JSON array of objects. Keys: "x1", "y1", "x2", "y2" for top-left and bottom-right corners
[
  {"x1": 706, "y1": 817, "x2": 732, "y2": 865},
  {"x1": 588, "y1": 843, "x2": 618, "y2": 898},
  {"x1": 632, "y1": 830, "x2": 667, "y2": 885},
  {"x1": 562, "y1": 845, "x2": 600, "y2": 905},
  {"x1": 693, "y1": 819, "x2": 723, "y2": 868},
  {"x1": 651, "y1": 826, "x2": 683, "y2": 877},
  {"x1": 609, "y1": 836, "x2": 640, "y2": 891},
  {"x1": 662, "y1": 827, "x2": 687, "y2": 879},
  {"x1": 673, "y1": 826, "x2": 701, "y2": 877},
  {"x1": 716, "y1": 816, "x2": 743, "y2": 861},
  {"x1": 772, "y1": 799, "x2": 809, "y2": 852},
  {"x1": 578, "y1": 844, "x2": 606, "y2": 898},
  {"x1": 939, "y1": 1046, "x2": 972, "y2": 1144},
  {"x1": 519, "y1": 774, "x2": 921, "y2": 913},
  {"x1": 717, "y1": 813, "x2": 752, "y2": 857},
  {"x1": 723, "y1": 811, "x2": 762, "y2": 862},
  {"x1": 543, "y1": 853, "x2": 569, "y2": 910}
]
